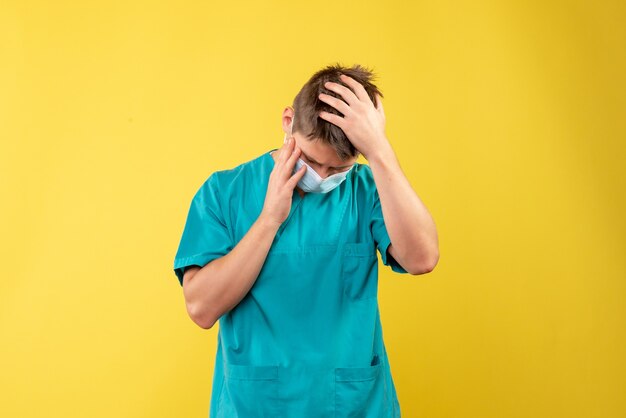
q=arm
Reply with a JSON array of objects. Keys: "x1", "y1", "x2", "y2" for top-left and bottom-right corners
[
  {"x1": 181, "y1": 136, "x2": 306, "y2": 329},
  {"x1": 368, "y1": 142, "x2": 439, "y2": 275},
  {"x1": 317, "y1": 74, "x2": 439, "y2": 275},
  {"x1": 182, "y1": 214, "x2": 281, "y2": 329}
]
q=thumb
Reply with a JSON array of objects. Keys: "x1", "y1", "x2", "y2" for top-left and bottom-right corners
[{"x1": 376, "y1": 94, "x2": 385, "y2": 118}]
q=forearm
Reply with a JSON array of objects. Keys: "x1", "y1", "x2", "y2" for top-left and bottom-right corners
[
  {"x1": 183, "y1": 213, "x2": 280, "y2": 327},
  {"x1": 368, "y1": 141, "x2": 439, "y2": 272}
]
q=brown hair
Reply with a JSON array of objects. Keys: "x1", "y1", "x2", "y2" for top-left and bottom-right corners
[{"x1": 291, "y1": 63, "x2": 384, "y2": 161}]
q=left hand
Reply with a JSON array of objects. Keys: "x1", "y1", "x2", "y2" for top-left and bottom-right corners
[{"x1": 318, "y1": 73, "x2": 388, "y2": 160}]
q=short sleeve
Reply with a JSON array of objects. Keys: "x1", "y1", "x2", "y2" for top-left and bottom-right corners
[
  {"x1": 370, "y1": 188, "x2": 409, "y2": 274},
  {"x1": 173, "y1": 173, "x2": 234, "y2": 286}
]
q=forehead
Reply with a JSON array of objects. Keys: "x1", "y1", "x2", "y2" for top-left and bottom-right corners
[{"x1": 295, "y1": 135, "x2": 356, "y2": 167}]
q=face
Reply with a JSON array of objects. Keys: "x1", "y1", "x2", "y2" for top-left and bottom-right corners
[{"x1": 281, "y1": 107, "x2": 358, "y2": 179}]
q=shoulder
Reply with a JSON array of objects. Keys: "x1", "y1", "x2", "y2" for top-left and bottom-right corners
[
  {"x1": 342, "y1": 162, "x2": 380, "y2": 214},
  {"x1": 195, "y1": 151, "x2": 268, "y2": 199},
  {"x1": 350, "y1": 163, "x2": 375, "y2": 187},
  {"x1": 199, "y1": 152, "x2": 267, "y2": 188},
  {"x1": 349, "y1": 163, "x2": 378, "y2": 197}
]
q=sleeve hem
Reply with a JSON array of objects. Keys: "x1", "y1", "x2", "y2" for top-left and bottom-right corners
[
  {"x1": 173, "y1": 252, "x2": 223, "y2": 287},
  {"x1": 376, "y1": 236, "x2": 409, "y2": 274}
]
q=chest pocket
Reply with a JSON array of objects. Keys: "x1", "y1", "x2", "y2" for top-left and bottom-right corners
[{"x1": 341, "y1": 242, "x2": 379, "y2": 301}]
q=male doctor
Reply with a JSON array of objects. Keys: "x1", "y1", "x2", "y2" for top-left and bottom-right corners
[{"x1": 173, "y1": 63, "x2": 439, "y2": 417}]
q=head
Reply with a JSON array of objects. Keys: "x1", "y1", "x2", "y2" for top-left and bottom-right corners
[{"x1": 281, "y1": 63, "x2": 384, "y2": 179}]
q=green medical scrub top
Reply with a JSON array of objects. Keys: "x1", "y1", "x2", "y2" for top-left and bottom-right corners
[{"x1": 173, "y1": 148, "x2": 409, "y2": 418}]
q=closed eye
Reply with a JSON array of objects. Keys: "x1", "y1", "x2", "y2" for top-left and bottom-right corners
[
  {"x1": 307, "y1": 162, "x2": 344, "y2": 174},
  {"x1": 301, "y1": 153, "x2": 351, "y2": 172}
]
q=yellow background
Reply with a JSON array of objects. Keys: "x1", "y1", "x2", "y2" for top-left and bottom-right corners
[{"x1": 1, "y1": 1, "x2": 625, "y2": 417}]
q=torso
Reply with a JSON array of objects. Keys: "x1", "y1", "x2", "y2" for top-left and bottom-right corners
[{"x1": 208, "y1": 151, "x2": 401, "y2": 416}]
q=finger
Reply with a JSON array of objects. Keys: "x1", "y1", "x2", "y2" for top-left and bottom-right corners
[
  {"x1": 323, "y1": 80, "x2": 359, "y2": 107},
  {"x1": 339, "y1": 74, "x2": 370, "y2": 103},
  {"x1": 281, "y1": 145, "x2": 301, "y2": 179},
  {"x1": 318, "y1": 93, "x2": 350, "y2": 116},
  {"x1": 286, "y1": 165, "x2": 307, "y2": 189},
  {"x1": 277, "y1": 136, "x2": 295, "y2": 165},
  {"x1": 318, "y1": 111, "x2": 345, "y2": 129}
]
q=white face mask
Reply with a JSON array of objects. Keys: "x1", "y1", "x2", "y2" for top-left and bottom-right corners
[{"x1": 284, "y1": 114, "x2": 354, "y2": 193}]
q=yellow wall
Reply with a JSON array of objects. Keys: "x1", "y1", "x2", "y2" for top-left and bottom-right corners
[{"x1": 1, "y1": 1, "x2": 624, "y2": 417}]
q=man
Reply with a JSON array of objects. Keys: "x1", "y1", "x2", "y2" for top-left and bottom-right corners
[{"x1": 173, "y1": 63, "x2": 439, "y2": 417}]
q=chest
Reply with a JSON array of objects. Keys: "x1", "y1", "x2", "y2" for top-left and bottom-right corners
[{"x1": 227, "y1": 186, "x2": 372, "y2": 248}]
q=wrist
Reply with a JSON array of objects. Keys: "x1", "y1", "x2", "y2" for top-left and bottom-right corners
[
  {"x1": 366, "y1": 141, "x2": 396, "y2": 168},
  {"x1": 257, "y1": 213, "x2": 282, "y2": 231}
]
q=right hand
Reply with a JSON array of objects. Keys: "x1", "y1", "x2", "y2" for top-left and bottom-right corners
[{"x1": 260, "y1": 136, "x2": 307, "y2": 226}]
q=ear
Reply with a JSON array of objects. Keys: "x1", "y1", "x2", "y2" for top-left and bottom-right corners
[{"x1": 282, "y1": 106, "x2": 296, "y2": 135}]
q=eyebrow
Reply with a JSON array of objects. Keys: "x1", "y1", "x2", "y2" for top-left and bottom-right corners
[{"x1": 300, "y1": 150, "x2": 353, "y2": 169}]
